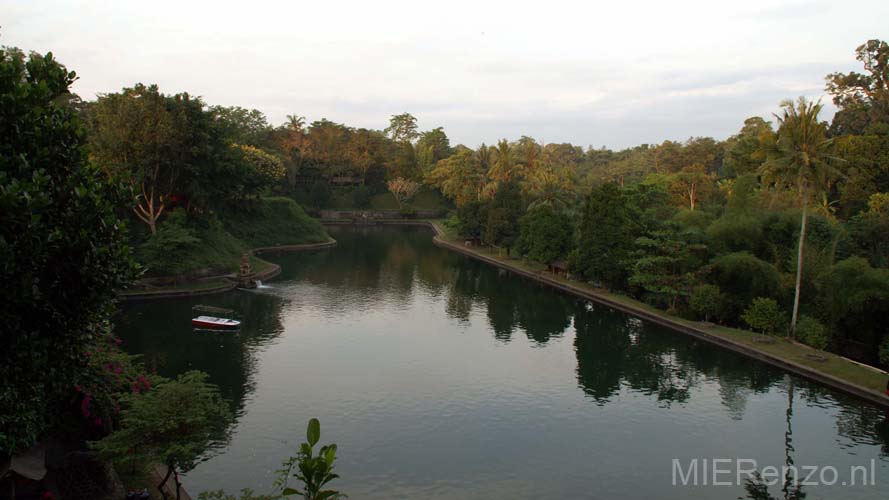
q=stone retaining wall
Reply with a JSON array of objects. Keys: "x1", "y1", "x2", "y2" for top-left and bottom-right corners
[{"x1": 117, "y1": 238, "x2": 337, "y2": 302}]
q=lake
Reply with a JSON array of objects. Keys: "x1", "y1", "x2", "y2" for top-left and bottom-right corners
[{"x1": 115, "y1": 225, "x2": 889, "y2": 499}]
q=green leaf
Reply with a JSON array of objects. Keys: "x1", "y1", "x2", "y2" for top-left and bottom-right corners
[
  {"x1": 281, "y1": 487, "x2": 301, "y2": 496},
  {"x1": 307, "y1": 418, "x2": 320, "y2": 446},
  {"x1": 324, "y1": 444, "x2": 337, "y2": 464}
]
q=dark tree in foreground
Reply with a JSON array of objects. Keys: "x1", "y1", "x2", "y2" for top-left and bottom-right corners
[{"x1": 0, "y1": 47, "x2": 134, "y2": 454}]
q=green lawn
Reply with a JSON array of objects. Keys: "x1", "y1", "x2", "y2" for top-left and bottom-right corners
[{"x1": 326, "y1": 187, "x2": 451, "y2": 211}]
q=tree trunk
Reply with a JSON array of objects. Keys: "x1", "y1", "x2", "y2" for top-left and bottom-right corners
[
  {"x1": 134, "y1": 182, "x2": 165, "y2": 235},
  {"x1": 789, "y1": 191, "x2": 808, "y2": 339},
  {"x1": 174, "y1": 469, "x2": 182, "y2": 500},
  {"x1": 157, "y1": 462, "x2": 174, "y2": 500}
]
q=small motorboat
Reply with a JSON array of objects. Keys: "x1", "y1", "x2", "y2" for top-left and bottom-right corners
[{"x1": 191, "y1": 315, "x2": 241, "y2": 330}]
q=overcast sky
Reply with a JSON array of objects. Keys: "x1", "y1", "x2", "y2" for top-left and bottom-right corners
[{"x1": 3, "y1": 0, "x2": 888, "y2": 148}]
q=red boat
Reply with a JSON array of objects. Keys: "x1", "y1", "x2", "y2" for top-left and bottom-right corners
[{"x1": 191, "y1": 315, "x2": 241, "y2": 330}]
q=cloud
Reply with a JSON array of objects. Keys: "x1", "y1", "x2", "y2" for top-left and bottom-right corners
[{"x1": 1, "y1": 0, "x2": 884, "y2": 148}]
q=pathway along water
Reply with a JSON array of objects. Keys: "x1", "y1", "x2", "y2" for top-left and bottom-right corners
[{"x1": 115, "y1": 225, "x2": 889, "y2": 499}]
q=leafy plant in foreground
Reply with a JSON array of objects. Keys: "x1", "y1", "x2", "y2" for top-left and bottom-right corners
[{"x1": 276, "y1": 418, "x2": 346, "y2": 500}]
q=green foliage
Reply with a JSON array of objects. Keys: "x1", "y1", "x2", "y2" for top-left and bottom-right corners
[
  {"x1": 514, "y1": 204, "x2": 573, "y2": 264},
  {"x1": 416, "y1": 127, "x2": 451, "y2": 170},
  {"x1": 384, "y1": 112, "x2": 418, "y2": 143},
  {"x1": 826, "y1": 39, "x2": 889, "y2": 135},
  {"x1": 709, "y1": 252, "x2": 782, "y2": 323},
  {"x1": 92, "y1": 371, "x2": 232, "y2": 493},
  {"x1": 351, "y1": 185, "x2": 371, "y2": 208},
  {"x1": 86, "y1": 82, "x2": 242, "y2": 228},
  {"x1": 277, "y1": 418, "x2": 345, "y2": 500},
  {"x1": 689, "y1": 284, "x2": 725, "y2": 322},
  {"x1": 574, "y1": 182, "x2": 637, "y2": 289},
  {"x1": 848, "y1": 193, "x2": 889, "y2": 267},
  {"x1": 211, "y1": 105, "x2": 273, "y2": 147},
  {"x1": 236, "y1": 144, "x2": 286, "y2": 185},
  {"x1": 132, "y1": 198, "x2": 325, "y2": 276},
  {"x1": 221, "y1": 197, "x2": 328, "y2": 248},
  {"x1": 742, "y1": 298, "x2": 788, "y2": 336},
  {"x1": 1, "y1": 48, "x2": 135, "y2": 453},
  {"x1": 137, "y1": 209, "x2": 202, "y2": 275},
  {"x1": 310, "y1": 180, "x2": 332, "y2": 208},
  {"x1": 726, "y1": 173, "x2": 760, "y2": 212},
  {"x1": 457, "y1": 200, "x2": 486, "y2": 239},
  {"x1": 796, "y1": 315, "x2": 829, "y2": 350},
  {"x1": 723, "y1": 117, "x2": 774, "y2": 177},
  {"x1": 629, "y1": 225, "x2": 708, "y2": 310},
  {"x1": 672, "y1": 208, "x2": 715, "y2": 233},
  {"x1": 136, "y1": 210, "x2": 245, "y2": 277},
  {"x1": 425, "y1": 146, "x2": 485, "y2": 206},
  {"x1": 64, "y1": 329, "x2": 160, "y2": 450},
  {"x1": 816, "y1": 257, "x2": 889, "y2": 363},
  {"x1": 398, "y1": 206, "x2": 418, "y2": 218},
  {"x1": 707, "y1": 213, "x2": 763, "y2": 255},
  {"x1": 483, "y1": 181, "x2": 522, "y2": 251}
]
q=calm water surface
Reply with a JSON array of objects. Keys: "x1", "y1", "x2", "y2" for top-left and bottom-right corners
[{"x1": 116, "y1": 226, "x2": 889, "y2": 499}]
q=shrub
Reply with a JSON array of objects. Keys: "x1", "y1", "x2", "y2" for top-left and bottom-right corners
[
  {"x1": 689, "y1": 284, "x2": 724, "y2": 322},
  {"x1": 707, "y1": 214, "x2": 763, "y2": 254},
  {"x1": 796, "y1": 315, "x2": 829, "y2": 350},
  {"x1": 137, "y1": 209, "x2": 202, "y2": 275},
  {"x1": 709, "y1": 252, "x2": 782, "y2": 323},
  {"x1": 399, "y1": 206, "x2": 417, "y2": 218},
  {"x1": 742, "y1": 297, "x2": 787, "y2": 336},
  {"x1": 817, "y1": 257, "x2": 889, "y2": 363},
  {"x1": 309, "y1": 180, "x2": 331, "y2": 208},
  {"x1": 673, "y1": 208, "x2": 715, "y2": 232},
  {"x1": 352, "y1": 185, "x2": 371, "y2": 208}
]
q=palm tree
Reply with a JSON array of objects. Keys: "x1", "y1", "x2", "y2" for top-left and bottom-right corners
[
  {"x1": 475, "y1": 143, "x2": 493, "y2": 200},
  {"x1": 489, "y1": 139, "x2": 516, "y2": 183},
  {"x1": 760, "y1": 97, "x2": 836, "y2": 338}
]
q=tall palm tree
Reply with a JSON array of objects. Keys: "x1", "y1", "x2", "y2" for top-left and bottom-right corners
[
  {"x1": 475, "y1": 143, "x2": 493, "y2": 200},
  {"x1": 489, "y1": 139, "x2": 516, "y2": 183},
  {"x1": 760, "y1": 97, "x2": 836, "y2": 338}
]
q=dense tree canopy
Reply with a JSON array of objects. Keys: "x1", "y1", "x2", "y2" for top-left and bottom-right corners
[{"x1": 1, "y1": 48, "x2": 135, "y2": 454}]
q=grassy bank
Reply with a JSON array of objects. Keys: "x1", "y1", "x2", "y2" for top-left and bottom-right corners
[
  {"x1": 132, "y1": 197, "x2": 327, "y2": 280},
  {"x1": 320, "y1": 186, "x2": 452, "y2": 211},
  {"x1": 428, "y1": 220, "x2": 889, "y2": 400}
]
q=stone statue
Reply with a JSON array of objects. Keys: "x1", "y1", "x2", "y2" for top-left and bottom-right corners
[{"x1": 236, "y1": 252, "x2": 257, "y2": 289}]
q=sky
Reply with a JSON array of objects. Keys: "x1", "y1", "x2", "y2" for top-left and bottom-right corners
[{"x1": 2, "y1": 0, "x2": 888, "y2": 149}]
